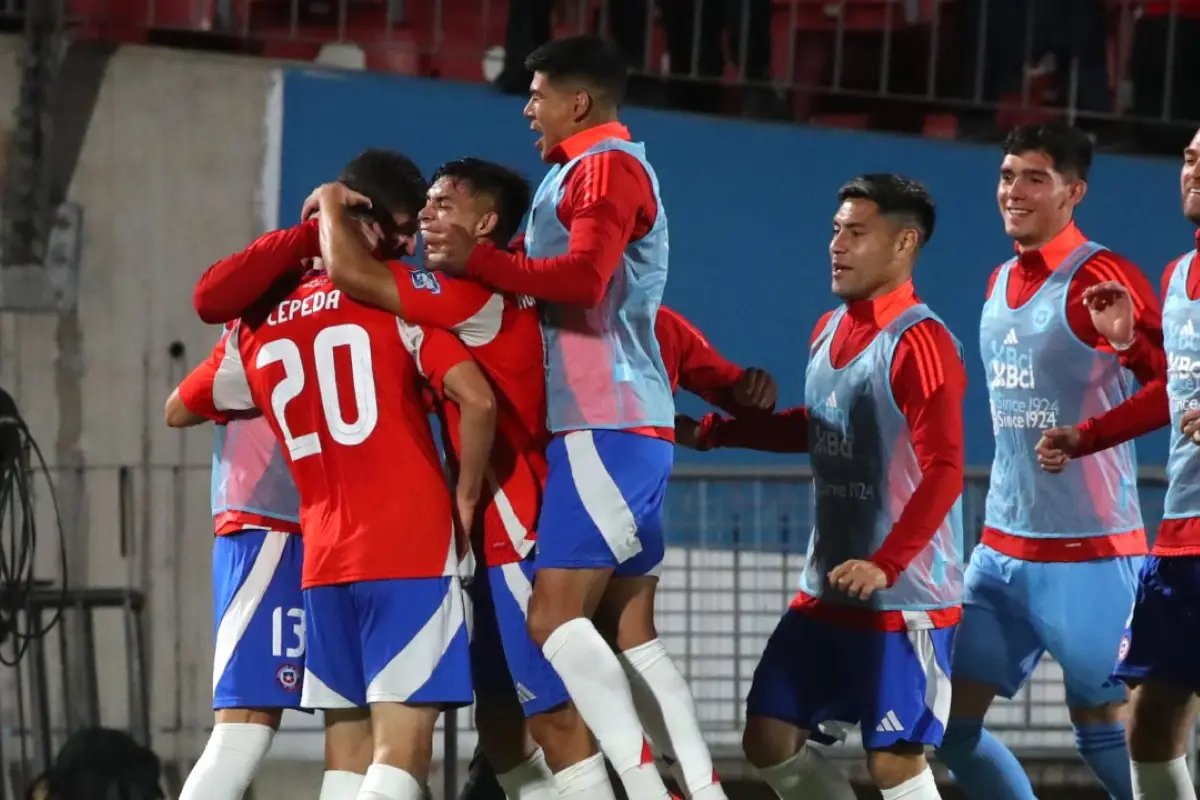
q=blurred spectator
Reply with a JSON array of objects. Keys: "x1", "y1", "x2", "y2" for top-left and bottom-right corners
[
  {"x1": 493, "y1": 0, "x2": 654, "y2": 96},
  {"x1": 1130, "y1": 0, "x2": 1200, "y2": 123},
  {"x1": 956, "y1": 0, "x2": 1109, "y2": 134},
  {"x1": 25, "y1": 727, "x2": 162, "y2": 800},
  {"x1": 659, "y1": 0, "x2": 773, "y2": 115}
]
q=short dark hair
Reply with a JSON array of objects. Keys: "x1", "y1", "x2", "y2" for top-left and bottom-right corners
[
  {"x1": 525, "y1": 35, "x2": 628, "y2": 108},
  {"x1": 1002, "y1": 122, "x2": 1094, "y2": 181},
  {"x1": 339, "y1": 149, "x2": 429, "y2": 221},
  {"x1": 838, "y1": 173, "x2": 937, "y2": 246},
  {"x1": 432, "y1": 158, "x2": 532, "y2": 245}
]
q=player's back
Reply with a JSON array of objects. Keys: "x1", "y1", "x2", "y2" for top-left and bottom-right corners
[
  {"x1": 232, "y1": 274, "x2": 454, "y2": 588},
  {"x1": 412, "y1": 284, "x2": 547, "y2": 565}
]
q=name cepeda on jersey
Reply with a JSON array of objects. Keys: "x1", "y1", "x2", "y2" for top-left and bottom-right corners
[{"x1": 267, "y1": 289, "x2": 343, "y2": 327}]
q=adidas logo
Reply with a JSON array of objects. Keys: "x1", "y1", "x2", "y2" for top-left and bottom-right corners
[
  {"x1": 515, "y1": 682, "x2": 537, "y2": 704},
  {"x1": 1183, "y1": 320, "x2": 1196, "y2": 338},
  {"x1": 875, "y1": 709, "x2": 904, "y2": 733},
  {"x1": 825, "y1": 392, "x2": 838, "y2": 408},
  {"x1": 1003, "y1": 329, "x2": 1019, "y2": 346}
]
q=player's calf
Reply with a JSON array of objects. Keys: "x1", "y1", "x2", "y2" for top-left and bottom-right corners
[
  {"x1": 867, "y1": 745, "x2": 942, "y2": 800},
  {"x1": 179, "y1": 708, "x2": 280, "y2": 800},
  {"x1": 474, "y1": 689, "x2": 559, "y2": 798},
  {"x1": 742, "y1": 718, "x2": 856, "y2": 800},
  {"x1": 320, "y1": 707, "x2": 372, "y2": 799},
  {"x1": 1127, "y1": 682, "x2": 1198, "y2": 800}
]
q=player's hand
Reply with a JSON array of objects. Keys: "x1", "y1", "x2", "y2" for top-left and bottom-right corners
[
  {"x1": 1035, "y1": 425, "x2": 1081, "y2": 473},
  {"x1": 675, "y1": 414, "x2": 702, "y2": 449},
  {"x1": 1181, "y1": 408, "x2": 1200, "y2": 444},
  {"x1": 733, "y1": 368, "x2": 777, "y2": 411},
  {"x1": 300, "y1": 182, "x2": 371, "y2": 220},
  {"x1": 421, "y1": 219, "x2": 477, "y2": 275},
  {"x1": 827, "y1": 560, "x2": 887, "y2": 600},
  {"x1": 1081, "y1": 281, "x2": 1136, "y2": 350}
]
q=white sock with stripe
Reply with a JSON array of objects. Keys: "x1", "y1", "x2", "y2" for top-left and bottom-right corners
[{"x1": 179, "y1": 722, "x2": 274, "y2": 800}]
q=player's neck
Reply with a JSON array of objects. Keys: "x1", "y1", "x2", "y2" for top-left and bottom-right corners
[{"x1": 1014, "y1": 218, "x2": 1072, "y2": 253}]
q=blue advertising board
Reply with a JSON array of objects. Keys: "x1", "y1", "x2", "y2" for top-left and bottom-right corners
[{"x1": 277, "y1": 67, "x2": 1192, "y2": 468}]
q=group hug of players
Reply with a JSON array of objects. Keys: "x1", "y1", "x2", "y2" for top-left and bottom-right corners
[{"x1": 157, "y1": 29, "x2": 1200, "y2": 800}]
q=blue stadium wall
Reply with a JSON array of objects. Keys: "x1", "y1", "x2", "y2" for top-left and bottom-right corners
[{"x1": 276, "y1": 67, "x2": 1191, "y2": 467}]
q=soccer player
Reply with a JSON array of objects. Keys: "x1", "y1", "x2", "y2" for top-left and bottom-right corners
[
  {"x1": 309, "y1": 159, "x2": 611, "y2": 799},
  {"x1": 681, "y1": 174, "x2": 965, "y2": 800},
  {"x1": 165, "y1": 353, "x2": 308, "y2": 800},
  {"x1": 422, "y1": 35, "x2": 679, "y2": 800},
  {"x1": 1040, "y1": 127, "x2": 1200, "y2": 800},
  {"x1": 936, "y1": 123, "x2": 1163, "y2": 800},
  {"x1": 187, "y1": 151, "x2": 498, "y2": 800},
  {"x1": 452, "y1": 305, "x2": 779, "y2": 800}
]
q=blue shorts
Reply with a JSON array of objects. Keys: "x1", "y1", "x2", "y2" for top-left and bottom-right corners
[
  {"x1": 211, "y1": 529, "x2": 306, "y2": 710},
  {"x1": 301, "y1": 576, "x2": 472, "y2": 709},
  {"x1": 954, "y1": 544, "x2": 1141, "y2": 707},
  {"x1": 536, "y1": 430, "x2": 671, "y2": 577},
  {"x1": 1113, "y1": 555, "x2": 1200, "y2": 692},
  {"x1": 745, "y1": 609, "x2": 956, "y2": 750},
  {"x1": 471, "y1": 558, "x2": 571, "y2": 717}
]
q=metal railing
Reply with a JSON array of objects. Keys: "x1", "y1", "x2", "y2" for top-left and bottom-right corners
[
  {"x1": 0, "y1": 460, "x2": 1173, "y2": 793},
  {"x1": 0, "y1": 0, "x2": 1194, "y2": 144}
]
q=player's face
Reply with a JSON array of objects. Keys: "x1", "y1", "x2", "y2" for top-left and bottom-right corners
[
  {"x1": 1180, "y1": 129, "x2": 1200, "y2": 224},
  {"x1": 524, "y1": 72, "x2": 580, "y2": 156},
  {"x1": 419, "y1": 177, "x2": 498, "y2": 245},
  {"x1": 997, "y1": 150, "x2": 1085, "y2": 248},
  {"x1": 361, "y1": 210, "x2": 418, "y2": 258},
  {"x1": 829, "y1": 198, "x2": 911, "y2": 302}
]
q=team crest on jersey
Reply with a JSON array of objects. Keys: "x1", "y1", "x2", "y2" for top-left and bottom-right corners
[
  {"x1": 410, "y1": 269, "x2": 442, "y2": 294},
  {"x1": 1117, "y1": 635, "x2": 1130, "y2": 662},
  {"x1": 1031, "y1": 304, "x2": 1054, "y2": 331},
  {"x1": 276, "y1": 663, "x2": 301, "y2": 692}
]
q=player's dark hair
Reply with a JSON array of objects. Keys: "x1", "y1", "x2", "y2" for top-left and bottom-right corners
[
  {"x1": 838, "y1": 173, "x2": 937, "y2": 247},
  {"x1": 525, "y1": 35, "x2": 628, "y2": 108},
  {"x1": 339, "y1": 148, "x2": 429, "y2": 222},
  {"x1": 432, "y1": 158, "x2": 531, "y2": 246},
  {"x1": 1002, "y1": 122, "x2": 1094, "y2": 181}
]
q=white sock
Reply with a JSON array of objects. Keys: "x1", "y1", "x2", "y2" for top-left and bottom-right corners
[
  {"x1": 756, "y1": 746, "x2": 857, "y2": 800},
  {"x1": 320, "y1": 770, "x2": 366, "y2": 800},
  {"x1": 554, "y1": 752, "x2": 619, "y2": 799},
  {"x1": 178, "y1": 722, "x2": 274, "y2": 800},
  {"x1": 543, "y1": 618, "x2": 670, "y2": 799},
  {"x1": 1134, "y1": 758, "x2": 1198, "y2": 800},
  {"x1": 356, "y1": 763, "x2": 424, "y2": 800},
  {"x1": 496, "y1": 749, "x2": 557, "y2": 799},
  {"x1": 621, "y1": 639, "x2": 725, "y2": 799},
  {"x1": 880, "y1": 767, "x2": 941, "y2": 800}
]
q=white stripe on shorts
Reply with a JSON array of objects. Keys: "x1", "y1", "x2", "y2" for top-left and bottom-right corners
[
  {"x1": 909, "y1": 629, "x2": 952, "y2": 728},
  {"x1": 563, "y1": 431, "x2": 643, "y2": 563},
  {"x1": 366, "y1": 578, "x2": 468, "y2": 703},
  {"x1": 212, "y1": 530, "x2": 289, "y2": 696}
]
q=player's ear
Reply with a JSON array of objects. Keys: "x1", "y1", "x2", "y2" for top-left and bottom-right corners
[
  {"x1": 897, "y1": 227, "x2": 920, "y2": 257},
  {"x1": 475, "y1": 210, "x2": 499, "y2": 241},
  {"x1": 1068, "y1": 178, "x2": 1088, "y2": 207}
]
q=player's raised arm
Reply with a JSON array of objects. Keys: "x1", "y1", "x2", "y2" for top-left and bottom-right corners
[
  {"x1": 685, "y1": 407, "x2": 809, "y2": 453},
  {"x1": 317, "y1": 184, "x2": 407, "y2": 316},
  {"x1": 657, "y1": 305, "x2": 778, "y2": 415},
  {"x1": 193, "y1": 220, "x2": 319, "y2": 324}
]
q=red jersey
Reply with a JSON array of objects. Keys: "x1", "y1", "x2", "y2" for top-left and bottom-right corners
[
  {"x1": 177, "y1": 332, "x2": 302, "y2": 536},
  {"x1": 700, "y1": 281, "x2": 967, "y2": 631},
  {"x1": 393, "y1": 266, "x2": 547, "y2": 567},
  {"x1": 981, "y1": 222, "x2": 1162, "y2": 561},
  {"x1": 656, "y1": 305, "x2": 746, "y2": 411},
  {"x1": 202, "y1": 273, "x2": 458, "y2": 588}
]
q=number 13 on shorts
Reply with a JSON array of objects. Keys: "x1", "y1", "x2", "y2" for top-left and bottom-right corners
[{"x1": 272, "y1": 606, "x2": 306, "y2": 658}]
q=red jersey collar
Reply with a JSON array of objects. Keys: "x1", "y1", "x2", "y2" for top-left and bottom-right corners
[
  {"x1": 1015, "y1": 221, "x2": 1087, "y2": 272},
  {"x1": 845, "y1": 280, "x2": 919, "y2": 329},
  {"x1": 1193, "y1": 228, "x2": 1200, "y2": 251},
  {"x1": 547, "y1": 122, "x2": 632, "y2": 164}
]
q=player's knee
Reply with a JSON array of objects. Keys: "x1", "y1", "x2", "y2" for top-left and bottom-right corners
[
  {"x1": 527, "y1": 703, "x2": 594, "y2": 769},
  {"x1": 935, "y1": 716, "x2": 983, "y2": 755},
  {"x1": 214, "y1": 707, "x2": 284, "y2": 730},
  {"x1": 866, "y1": 746, "x2": 928, "y2": 791},
  {"x1": 475, "y1": 692, "x2": 533, "y2": 773},
  {"x1": 1127, "y1": 682, "x2": 1194, "y2": 761},
  {"x1": 324, "y1": 707, "x2": 373, "y2": 774},
  {"x1": 742, "y1": 716, "x2": 804, "y2": 769}
]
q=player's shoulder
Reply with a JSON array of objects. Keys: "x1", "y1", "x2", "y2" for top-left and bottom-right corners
[
  {"x1": 809, "y1": 309, "x2": 838, "y2": 346},
  {"x1": 1082, "y1": 246, "x2": 1143, "y2": 280}
]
